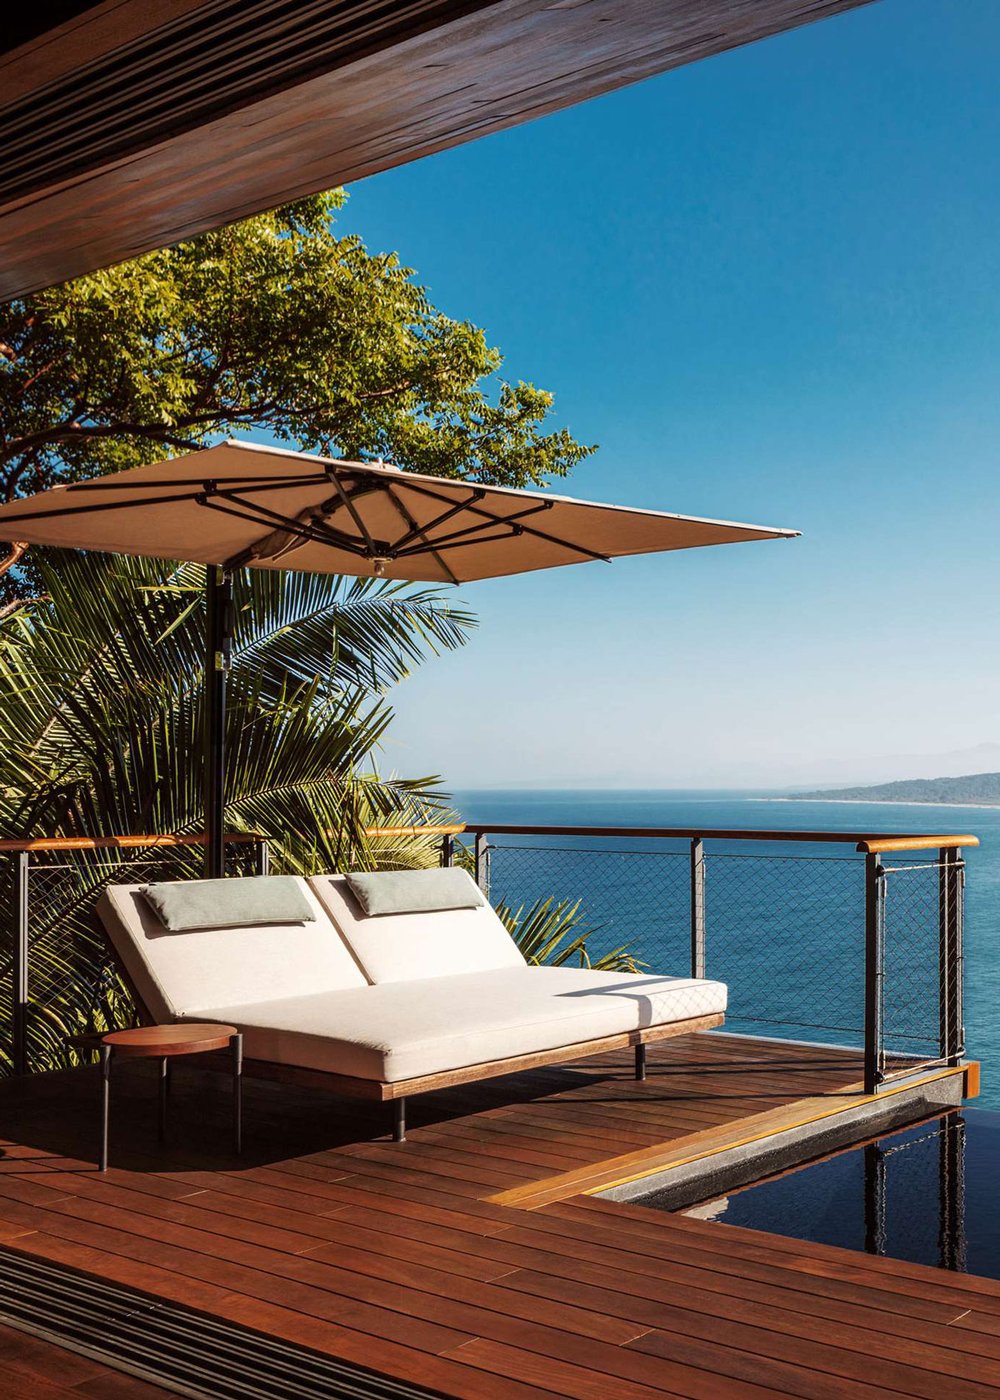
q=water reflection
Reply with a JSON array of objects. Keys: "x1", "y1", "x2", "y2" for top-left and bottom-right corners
[
  {"x1": 938, "y1": 1114, "x2": 967, "y2": 1272},
  {"x1": 689, "y1": 1108, "x2": 1000, "y2": 1279},
  {"x1": 861, "y1": 1114, "x2": 968, "y2": 1270}
]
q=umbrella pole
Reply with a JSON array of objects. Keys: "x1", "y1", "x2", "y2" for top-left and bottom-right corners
[{"x1": 205, "y1": 566, "x2": 233, "y2": 878}]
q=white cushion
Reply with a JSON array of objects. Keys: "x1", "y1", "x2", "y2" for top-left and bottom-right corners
[
  {"x1": 97, "y1": 879, "x2": 368, "y2": 1022},
  {"x1": 308, "y1": 874, "x2": 526, "y2": 984},
  {"x1": 193, "y1": 965, "x2": 728, "y2": 1083}
]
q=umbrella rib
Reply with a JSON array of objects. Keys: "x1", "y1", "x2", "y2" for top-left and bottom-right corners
[
  {"x1": 0, "y1": 473, "x2": 369, "y2": 527},
  {"x1": 394, "y1": 479, "x2": 613, "y2": 564},
  {"x1": 59, "y1": 471, "x2": 333, "y2": 493},
  {"x1": 216, "y1": 476, "x2": 396, "y2": 568},
  {"x1": 396, "y1": 529, "x2": 544, "y2": 558},
  {"x1": 379, "y1": 483, "x2": 460, "y2": 585},
  {"x1": 392, "y1": 501, "x2": 557, "y2": 556},
  {"x1": 388, "y1": 489, "x2": 487, "y2": 552},
  {"x1": 200, "y1": 497, "x2": 372, "y2": 567},
  {"x1": 214, "y1": 488, "x2": 375, "y2": 553},
  {"x1": 325, "y1": 472, "x2": 381, "y2": 557},
  {"x1": 0, "y1": 487, "x2": 209, "y2": 523}
]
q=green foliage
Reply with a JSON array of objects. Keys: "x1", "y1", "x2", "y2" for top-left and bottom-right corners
[
  {"x1": 0, "y1": 549, "x2": 472, "y2": 862},
  {"x1": 0, "y1": 549, "x2": 474, "y2": 1069},
  {"x1": 496, "y1": 895, "x2": 642, "y2": 974},
  {"x1": 0, "y1": 191, "x2": 593, "y2": 507}
]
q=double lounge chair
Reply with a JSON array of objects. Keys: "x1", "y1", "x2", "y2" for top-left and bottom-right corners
[{"x1": 97, "y1": 869, "x2": 727, "y2": 1140}]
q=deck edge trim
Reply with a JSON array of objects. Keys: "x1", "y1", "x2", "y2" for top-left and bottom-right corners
[{"x1": 488, "y1": 1063, "x2": 974, "y2": 1210}]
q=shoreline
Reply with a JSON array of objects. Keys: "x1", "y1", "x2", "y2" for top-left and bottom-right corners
[{"x1": 764, "y1": 796, "x2": 1000, "y2": 810}]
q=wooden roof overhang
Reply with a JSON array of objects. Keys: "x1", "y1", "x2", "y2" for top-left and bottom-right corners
[{"x1": 1, "y1": 0, "x2": 874, "y2": 302}]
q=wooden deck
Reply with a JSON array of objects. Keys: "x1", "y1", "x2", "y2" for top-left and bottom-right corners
[{"x1": 0, "y1": 1033, "x2": 994, "y2": 1399}]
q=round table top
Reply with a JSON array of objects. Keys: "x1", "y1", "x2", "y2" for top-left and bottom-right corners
[{"x1": 102, "y1": 1023, "x2": 238, "y2": 1057}]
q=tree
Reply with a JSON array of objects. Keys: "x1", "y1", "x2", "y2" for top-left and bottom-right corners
[{"x1": 0, "y1": 190, "x2": 593, "y2": 508}]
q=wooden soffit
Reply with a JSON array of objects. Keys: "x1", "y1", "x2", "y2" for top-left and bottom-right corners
[{"x1": 0, "y1": 0, "x2": 873, "y2": 302}]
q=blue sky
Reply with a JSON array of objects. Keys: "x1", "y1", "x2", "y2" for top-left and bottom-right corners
[{"x1": 340, "y1": 0, "x2": 1000, "y2": 790}]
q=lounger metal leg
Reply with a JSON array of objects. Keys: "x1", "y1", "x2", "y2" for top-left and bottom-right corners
[
  {"x1": 635, "y1": 1044, "x2": 647, "y2": 1081},
  {"x1": 392, "y1": 1097, "x2": 406, "y2": 1143},
  {"x1": 99, "y1": 1045, "x2": 111, "y2": 1172},
  {"x1": 231, "y1": 1033, "x2": 243, "y2": 1156}
]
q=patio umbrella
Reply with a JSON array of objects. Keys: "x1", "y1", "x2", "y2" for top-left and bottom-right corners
[{"x1": 0, "y1": 439, "x2": 798, "y2": 873}]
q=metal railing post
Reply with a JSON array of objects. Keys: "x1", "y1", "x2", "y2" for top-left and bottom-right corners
[
  {"x1": 939, "y1": 846, "x2": 950, "y2": 1059},
  {"x1": 690, "y1": 837, "x2": 706, "y2": 979},
  {"x1": 863, "y1": 853, "x2": 886, "y2": 1095},
  {"x1": 939, "y1": 846, "x2": 964, "y2": 1065},
  {"x1": 256, "y1": 838, "x2": 271, "y2": 877},
  {"x1": 13, "y1": 852, "x2": 29, "y2": 1076},
  {"x1": 954, "y1": 851, "x2": 966, "y2": 1061},
  {"x1": 474, "y1": 831, "x2": 489, "y2": 895},
  {"x1": 440, "y1": 833, "x2": 454, "y2": 868}
]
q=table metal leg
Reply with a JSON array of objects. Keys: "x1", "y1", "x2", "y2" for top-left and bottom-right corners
[
  {"x1": 99, "y1": 1045, "x2": 111, "y2": 1172},
  {"x1": 231, "y1": 1033, "x2": 243, "y2": 1155},
  {"x1": 158, "y1": 1056, "x2": 169, "y2": 1143}
]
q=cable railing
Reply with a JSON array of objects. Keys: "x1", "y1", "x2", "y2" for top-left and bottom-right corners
[
  {"x1": 0, "y1": 823, "x2": 976, "y2": 1089},
  {"x1": 434, "y1": 823, "x2": 976, "y2": 1095}
]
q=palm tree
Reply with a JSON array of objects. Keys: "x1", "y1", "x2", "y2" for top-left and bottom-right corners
[
  {"x1": 0, "y1": 549, "x2": 473, "y2": 1068},
  {"x1": 0, "y1": 550, "x2": 471, "y2": 854}
]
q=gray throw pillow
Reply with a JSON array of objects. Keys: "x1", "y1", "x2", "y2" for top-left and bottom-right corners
[
  {"x1": 141, "y1": 876, "x2": 315, "y2": 932},
  {"x1": 345, "y1": 868, "x2": 484, "y2": 917}
]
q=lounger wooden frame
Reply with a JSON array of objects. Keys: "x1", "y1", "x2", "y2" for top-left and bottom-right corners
[
  {"x1": 94, "y1": 911, "x2": 724, "y2": 1139},
  {"x1": 236, "y1": 1013, "x2": 726, "y2": 1103}
]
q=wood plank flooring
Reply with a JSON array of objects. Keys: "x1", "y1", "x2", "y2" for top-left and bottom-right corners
[{"x1": 0, "y1": 1033, "x2": 993, "y2": 1400}]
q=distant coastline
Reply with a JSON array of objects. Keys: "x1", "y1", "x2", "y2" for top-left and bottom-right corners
[
  {"x1": 766, "y1": 796, "x2": 1000, "y2": 810},
  {"x1": 783, "y1": 771, "x2": 1000, "y2": 808}
]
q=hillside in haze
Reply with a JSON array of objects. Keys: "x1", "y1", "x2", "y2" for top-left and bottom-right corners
[{"x1": 797, "y1": 772, "x2": 1000, "y2": 805}]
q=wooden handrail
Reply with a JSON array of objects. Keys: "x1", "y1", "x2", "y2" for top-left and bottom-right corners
[
  {"x1": 0, "y1": 825, "x2": 977, "y2": 856},
  {"x1": 855, "y1": 835, "x2": 978, "y2": 854},
  {"x1": 453, "y1": 823, "x2": 979, "y2": 852},
  {"x1": 0, "y1": 833, "x2": 263, "y2": 853},
  {"x1": 365, "y1": 825, "x2": 467, "y2": 838}
]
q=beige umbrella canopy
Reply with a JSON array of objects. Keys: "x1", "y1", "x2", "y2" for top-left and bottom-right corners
[
  {"x1": 0, "y1": 440, "x2": 798, "y2": 873},
  {"x1": 0, "y1": 440, "x2": 797, "y2": 584}
]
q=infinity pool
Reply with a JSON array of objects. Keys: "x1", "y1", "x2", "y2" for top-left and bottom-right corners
[{"x1": 683, "y1": 1108, "x2": 1000, "y2": 1278}]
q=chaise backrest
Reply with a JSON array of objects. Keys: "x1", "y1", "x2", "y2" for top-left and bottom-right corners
[
  {"x1": 308, "y1": 873, "x2": 526, "y2": 984},
  {"x1": 96, "y1": 877, "x2": 368, "y2": 1022}
]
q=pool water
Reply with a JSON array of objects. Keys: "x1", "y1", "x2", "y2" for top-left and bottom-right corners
[{"x1": 685, "y1": 1108, "x2": 1000, "y2": 1278}]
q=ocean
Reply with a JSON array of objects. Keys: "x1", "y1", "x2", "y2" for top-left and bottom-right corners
[{"x1": 453, "y1": 790, "x2": 1000, "y2": 1109}]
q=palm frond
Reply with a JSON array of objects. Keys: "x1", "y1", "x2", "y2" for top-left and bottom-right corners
[{"x1": 495, "y1": 896, "x2": 643, "y2": 973}]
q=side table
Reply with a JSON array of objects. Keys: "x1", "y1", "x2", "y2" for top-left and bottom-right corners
[{"x1": 98, "y1": 1023, "x2": 242, "y2": 1172}]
